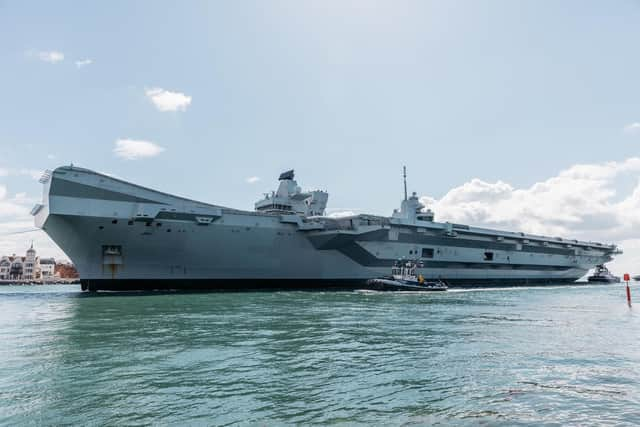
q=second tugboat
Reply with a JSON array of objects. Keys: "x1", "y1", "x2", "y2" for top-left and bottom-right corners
[
  {"x1": 587, "y1": 264, "x2": 621, "y2": 283},
  {"x1": 367, "y1": 260, "x2": 448, "y2": 291}
]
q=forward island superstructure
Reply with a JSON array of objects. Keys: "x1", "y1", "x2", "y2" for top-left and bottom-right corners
[{"x1": 33, "y1": 166, "x2": 620, "y2": 291}]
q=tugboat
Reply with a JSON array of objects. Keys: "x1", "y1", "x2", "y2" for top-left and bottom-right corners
[
  {"x1": 367, "y1": 260, "x2": 448, "y2": 291},
  {"x1": 587, "y1": 264, "x2": 621, "y2": 283}
]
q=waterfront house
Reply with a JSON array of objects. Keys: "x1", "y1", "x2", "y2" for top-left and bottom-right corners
[
  {"x1": 0, "y1": 256, "x2": 11, "y2": 279},
  {"x1": 40, "y1": 258, "x2": 56, "y2": 278},
  {"x1": 9, "y1": 256, "x2": 24, "y2": 280}
]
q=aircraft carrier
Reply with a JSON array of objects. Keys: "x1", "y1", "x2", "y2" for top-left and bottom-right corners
[{"x1": 33, "y1": 166, "x2": 620, "y2": 291}]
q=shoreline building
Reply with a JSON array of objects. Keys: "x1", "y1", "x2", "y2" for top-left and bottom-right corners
[
  {"x1": 23, "y1": 244, "x2": 38, "y2": 280},
  {"x1": 0, "y1": 256, "x2": 11, "y2": 279},
  {"x1": 9, "y1": 256, "x2": 24, "y2": 280},
  {"x1": 40, "y1": 258, "x2": 56, "y2": 279},
  {"x1": 0, "y1": 244, "x2": 56, "y2": 281}
]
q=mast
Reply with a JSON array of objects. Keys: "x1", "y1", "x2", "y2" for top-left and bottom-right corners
[{"x1": 403, "y1": 166, "x2": 407, "y2": 201}]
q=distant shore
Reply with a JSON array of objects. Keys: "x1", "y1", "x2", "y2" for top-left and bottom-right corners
[{"x1": 0, "y1": 279, "x2": 80, "y2": 285}]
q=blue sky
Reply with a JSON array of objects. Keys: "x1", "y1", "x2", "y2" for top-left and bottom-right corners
[{"x1": 1, "y1": 1, "x2": 639, "y2": 272}]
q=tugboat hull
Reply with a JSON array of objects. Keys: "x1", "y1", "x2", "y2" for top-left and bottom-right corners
[
  {"x1": 367, "y1": 278, "x2": 447, "y2": 292},
  {"x1": 587, "y1": 264, "x2": 621, "y2": 283},
  {"x1": 587, "y1": 277, "x2": 620, "y2": 284}
]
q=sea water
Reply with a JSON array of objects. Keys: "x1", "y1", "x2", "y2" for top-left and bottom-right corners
[{"x1": 1, "y1": 284, "x2": 638, "y2": 425}]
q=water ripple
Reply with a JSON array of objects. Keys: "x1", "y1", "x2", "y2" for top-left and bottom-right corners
[{"x1": 0, "y1": 284, "x2": 639, "y2": 425}]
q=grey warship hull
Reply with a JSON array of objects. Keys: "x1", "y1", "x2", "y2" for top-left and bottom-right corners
[{"x1": 33, "y1": 166, "x2": 619, "y2": 291}]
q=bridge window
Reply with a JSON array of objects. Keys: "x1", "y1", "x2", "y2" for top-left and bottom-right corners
[
  {"x1": 484, "y1": 251, "x2": 494, "y2": 261},
  {"x1": 421, "y1": 248, "x2": 434, "y2": 259}
]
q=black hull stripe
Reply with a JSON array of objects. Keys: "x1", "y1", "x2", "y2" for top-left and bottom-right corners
[
  {"x1": 50, "y1": 178, "x2": 163, "y2": 204},
  {"x1": 337, "y1": 242, "x2": 575, "y2": 270},
  {"x1": 81, "y1": 278, "x2": 583, "y2": 292},
  {"x1": 309, "y1": 230, "x2": 585, "y2": 263}
]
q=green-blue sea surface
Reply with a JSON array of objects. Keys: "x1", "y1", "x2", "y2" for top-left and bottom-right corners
[{"x1": 1, "y1": 284, "x2": 638, "y2": 426}]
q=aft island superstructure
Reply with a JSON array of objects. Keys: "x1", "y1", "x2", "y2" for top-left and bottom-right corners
[{"x1": 33, "y1": 166, "x2": 620, "y2": 291}]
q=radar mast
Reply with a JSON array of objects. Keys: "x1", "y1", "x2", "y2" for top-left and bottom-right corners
[{"x1": 403, "y1": 166, "x2": 408, "y2": 201}]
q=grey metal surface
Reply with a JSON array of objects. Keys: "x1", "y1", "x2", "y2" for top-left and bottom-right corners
[{"x1": 34, "y1": 166, "x2": 618, "y2": 288}]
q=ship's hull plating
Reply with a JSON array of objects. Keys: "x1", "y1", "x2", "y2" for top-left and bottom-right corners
[
  {"x1": 79, "y1": 277, "x2": 580, "y2": 292},
  {"x1": 35, "y1": 167, "x2": 618, "y2": 291}
]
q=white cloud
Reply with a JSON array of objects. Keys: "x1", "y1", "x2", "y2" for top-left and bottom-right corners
[
  {"x1": 614, "y1": 238, "x2": 640, "y2": 275},
  {"x1": 0, "y1": 167, "x2": 43, "y2": 180},
  {"x1": 28, "y1": 50, "x2": 64, "y2": 63},
  {"x1": 18, "y1": 169, "x2": 44, "y2": 180},
  {"x1": 145, "y1": 87, "x2": 192, "y2": 112},
  {"x1": 245, "y1": 176, "x2": 261, "y2": 184},
  {"x1": 418, "y1": 157, "x2": 640, "y2": 274},
  {"x1": 0, "y1": 216, "x2": 67, "y2": 261},
  {"x1": 75, "y1": 59, "x2": 93, "y2": 68},
  {"x1": 113, "y1": 139, "x2": 165, "y2": 160},
  {"x1": 0, "y1": 185, "x2": 40, "y2": 218},
  {"x1": 47, "y1": 154, "x2": 56, "y2": 160},
  {"x1": 0, "y1": 182, "x2": 70, "y2": 261},
  {"x1": 624, "y1": 122, "x2": 640, "y2": 134},
  {"x1": 0, "y1": 228, "x2": 68, "y2": 261}
]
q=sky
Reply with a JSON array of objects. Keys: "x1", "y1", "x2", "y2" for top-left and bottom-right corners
[{"x1": 0, "y1": 0, "x2": 639, "y2": 273}]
